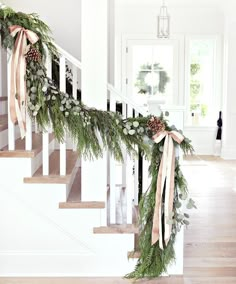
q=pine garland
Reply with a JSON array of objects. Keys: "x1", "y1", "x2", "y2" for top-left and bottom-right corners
[{"x1": 0, "y1": 4, "x2": 196, "y2": 280}]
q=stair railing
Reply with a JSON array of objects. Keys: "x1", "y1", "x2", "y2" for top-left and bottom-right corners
[
  {"x1": 107, "y1": 84, "x2": 149, "y2": 224},
  {"x1": 3, "y1": 38, "x2": 150, "y2": 225}
]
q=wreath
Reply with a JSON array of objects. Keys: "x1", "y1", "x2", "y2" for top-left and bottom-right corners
[{"x1": 135, "y1": 63, "x2": 170, "y2": 95}]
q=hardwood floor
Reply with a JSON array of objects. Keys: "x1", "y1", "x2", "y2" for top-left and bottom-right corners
[
  {"x1": 1, "y1": 155, "x2": 236, "y2": 283},
  {"x1": 182, "y1": 155, "x2": 236, "y2": 283}
]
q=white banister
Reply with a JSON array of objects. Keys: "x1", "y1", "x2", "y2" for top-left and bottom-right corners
[
  {"x1": 59, "y1": 55, "x2": 66, "y2": 176},
  {"x1": 55, "y1": 44, "x2": 82, "y2": 70},
  {"x1": 7, "y1": 50, "x2": 15, "y2": 150},
  {"x1": 43, "y1": 50, "x2": 52, "y2": 176},
  {"x1": 107, "y1": 83, "x2": 149, "y2": 116}
]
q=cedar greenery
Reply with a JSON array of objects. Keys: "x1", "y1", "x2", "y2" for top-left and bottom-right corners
[{"x1": 0, "y1": 4, "x2": 195, "y2": 280}]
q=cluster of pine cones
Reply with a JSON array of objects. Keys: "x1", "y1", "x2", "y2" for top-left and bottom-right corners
[
  {"x1": 147, "y1": 116, "x2": 165, "y2": 133},
  {"x1": 25, "y1": 45, "x2": 41, "y2": 62}
]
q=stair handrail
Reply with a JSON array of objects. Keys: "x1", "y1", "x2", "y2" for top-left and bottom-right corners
[
  {"x1": 54, "y1": 43, "x2": 82, "y2": 70},
  {"x1": 54, "y1": 44, "x2": 148, "y2": 116},
  {"x1": 107, "y1": 83, "x2": 149, "y2": 116}
]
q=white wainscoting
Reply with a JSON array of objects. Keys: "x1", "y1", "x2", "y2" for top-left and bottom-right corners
[{"x1": 184, "y1": 126, "x2": 217, "y2": 155}]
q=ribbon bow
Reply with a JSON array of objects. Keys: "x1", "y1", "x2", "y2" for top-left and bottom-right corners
[
  {"x1": 151, "y1": 130, "x2": 184, "y2": 249},
  {"x1": 9, "y1": 25, "x2": 39, "y2": 138}
]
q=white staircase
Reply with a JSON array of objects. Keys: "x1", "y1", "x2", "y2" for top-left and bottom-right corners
[
  {"x1": 0, "y1": 41, "x2": 148, "y2": 276},
  {"x1": 0, "y1": 35, "x2": 184, "y2": 276}
]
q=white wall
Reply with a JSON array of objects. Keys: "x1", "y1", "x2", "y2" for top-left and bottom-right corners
[
  {"x1": 115, "y1": 1, "x2": 224, "y2": 36},
  {"x1": 4, "y1": 0, "x2": 81, "y2": 60},
  {"x1": 221, "y1": 17, "x2": 236, "y2": 159}
]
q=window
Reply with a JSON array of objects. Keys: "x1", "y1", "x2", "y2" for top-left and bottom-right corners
[
  {"x1": 186, "y1": 37, "x2": 220, "y2": 126},
  {"x1": 126, "y1": 39, "x2": 179, "y2": 107}
]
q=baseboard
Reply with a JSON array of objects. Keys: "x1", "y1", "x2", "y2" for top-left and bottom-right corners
[{"x1": 221, "y1": 146, "x2": 236, "y2": 159}]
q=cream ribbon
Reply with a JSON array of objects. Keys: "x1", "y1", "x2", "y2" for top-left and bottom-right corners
[
  {"x1": 151, "y1": 130, "x2": 184, "y2": 249},
  {"x1": 9, "y1": 25, "x2": 39, "y2": 138}
]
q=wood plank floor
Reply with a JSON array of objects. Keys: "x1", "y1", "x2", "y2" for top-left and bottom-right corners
[{"x1": 1, "y1": 155, "x2": 236, "y2": 283}]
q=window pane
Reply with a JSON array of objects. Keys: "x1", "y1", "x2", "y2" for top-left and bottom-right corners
[
  {"x1": 153, "y1": 45, "x2": 173, "y2": 97},
  {"x1": 131, "y1": 44, "x2": 174, "y2": 106},
  {"x1": 134, "y1": 71, "x2": 152, "y2": 96},
  {"x1": 189, "y1": 39, "x2": 215, "y2": 125},
  {"x1": 132, "y1": 46, "x2": 152, "y2": 72}
]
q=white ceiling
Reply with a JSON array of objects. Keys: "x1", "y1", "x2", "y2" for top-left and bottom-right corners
[{"x1": 117, "y1": 0, "x2": 235, "y2": 10}]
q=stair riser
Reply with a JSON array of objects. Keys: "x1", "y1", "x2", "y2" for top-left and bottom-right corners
[
  {"x1": 0, "y1": 182, "x2": 136, "y2": 276},
  {"x1": 0, "y1": 129, "x2": 8, "y2": 149},
  {"x1": 31, "y1": 138, "x2": 55, "y2": 176},
  {"x1": 0, "y1": 139, "x2": 54, "y2": 183},
  {"x1": 0, "y1": 253, "x2": 137, "y2": 277},
  {"x1": 0, "y1": 126, "x2": 22, "y2": 149},
  {"x1": 0, "y1": 100, "x2": 7, "y2": 115}
]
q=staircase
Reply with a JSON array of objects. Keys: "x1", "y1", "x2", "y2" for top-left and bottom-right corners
[
  {"x1": 0, "y1": 26, "x2": 187, "y2": 275},
  {"x1": 0, "y1": 42, "x2": 152, "y2": 276}
]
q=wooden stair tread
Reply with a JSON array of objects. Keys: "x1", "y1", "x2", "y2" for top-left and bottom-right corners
[
  {"x1": 59, "y1": 201, "x2": 105, "y2": 209},
  {"x1": 127, "y1": 251, "x2": 140, "y2": 259},
  {"x1": 0, "y1": 114, "x2": 8, "y2": 132},
  {"x1": 0, "y1": 133, "x2": 54, "y2": 157},
  {"x1": 0, "y1": 96, "x2": 7, "y2": 102},
  {"x1": 93, "y1": 224, "x2": 138, "y2": 234},
  {"x1": 24, "y1": 150, "x2": 79, "y2": 184}
]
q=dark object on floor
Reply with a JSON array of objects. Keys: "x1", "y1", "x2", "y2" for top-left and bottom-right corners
[{"x1": 216, "y1": 111, "x2": 222, "y2": 140}]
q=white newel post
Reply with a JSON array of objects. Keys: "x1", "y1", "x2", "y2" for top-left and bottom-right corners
[{"x1": 81, "y1": 0, "x2": 107, "y2": 224}]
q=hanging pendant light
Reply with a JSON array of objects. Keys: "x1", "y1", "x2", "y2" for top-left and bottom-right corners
[{"x1": 157, "y1": 0, "x2": 170, "y2": 38}]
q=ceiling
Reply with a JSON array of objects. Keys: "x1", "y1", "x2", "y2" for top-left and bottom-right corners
[{"x1": 117, "y1": 0, "x2": 235, "y2": 10}]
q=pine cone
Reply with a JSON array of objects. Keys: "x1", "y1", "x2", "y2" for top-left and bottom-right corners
[
  {"x1": 147, "y1": 116, "x2": 165, "y2": 133},
  {"x1": 26, "y1": 46, "x2": 41, "y2": 62}
]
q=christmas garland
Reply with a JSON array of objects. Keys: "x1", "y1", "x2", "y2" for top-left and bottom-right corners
[{"x1": 0, "y1": 4, "x2": 195, "y2": 280}]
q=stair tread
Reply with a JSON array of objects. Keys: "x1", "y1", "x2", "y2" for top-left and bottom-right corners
[
  {"x1": 93, "y1": 224, "x2": 138, "y2": 234},
  {"x1": 0, "y1": 133, "x2": 54, "y2": 157},
  {"x1": 59, "y1": 201, "x2": 105, "y2": 209},
  {"x1": 127, "y1": 251, "x2": 141, "y2": 258},
  {"x1": 24, "y1": 149, "x2": 79, "y2": 184},
  {"x1": 0, "y1": 96, "x2": 7, "y2": 102}
]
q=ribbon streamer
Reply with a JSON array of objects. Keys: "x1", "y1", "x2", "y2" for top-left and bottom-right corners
[
  {"x1": 151, "y1": 130, "x2": 184, "y2": 249},
  {"x1": 9, "y1": 25, "x2": 39, "y2": 138}
]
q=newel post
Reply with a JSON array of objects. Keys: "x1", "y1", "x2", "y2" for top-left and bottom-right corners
[{"x1": 81, "y1": 0, "x2": 108, "y2": 223}]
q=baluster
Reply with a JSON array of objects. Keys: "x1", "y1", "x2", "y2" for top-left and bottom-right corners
[
  {"x1": 72, "y1": 65, "x2": 77, "y2": 100},
  {"x1": 7, "y1": 50, "x2": 15, "y2": 150},
  {"x1": 108, "y1": 93, "x2": 116, "y2": 224},
  {"x1": 0, "y1": 37, "x2": 2, "y2": 99},
  {"x1": 125, "y1": 104, "x2": 134, "y2": 224},
  {"x1": 142, "y1": 156, "x2": 150, "y2": 194},
  {"x1": 134, "y1": 110, "x2": 139, "y2": 206},
  {"x1": 43, "y1": 50, "x2": 52, "y2": 175},
  {"x1": 72, "y1": 64, "x2": 78, "y2": 152},
  {"x1": 59, "y1": 56, "x2": 66, "y2": 176}
]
